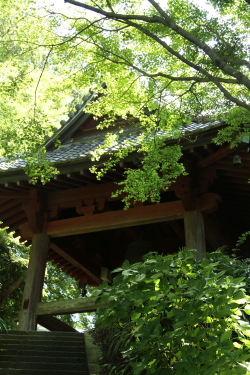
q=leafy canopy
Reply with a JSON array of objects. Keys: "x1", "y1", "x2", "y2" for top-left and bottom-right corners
[{"x1": 1, "y1": 0, "x2": 250, "y2": 201}]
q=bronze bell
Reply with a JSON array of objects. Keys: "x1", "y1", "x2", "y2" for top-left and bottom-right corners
[
  {"x1": 125, "y1": 239, "x2": 155, "y2": 264},
  {"x1": 233, "y1": 154, "x2": 242, "y2": 168}
]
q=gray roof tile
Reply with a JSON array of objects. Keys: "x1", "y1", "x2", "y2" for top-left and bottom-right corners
[{"x1": 0, "y1": 120, "x2": 223, "y2": 173}]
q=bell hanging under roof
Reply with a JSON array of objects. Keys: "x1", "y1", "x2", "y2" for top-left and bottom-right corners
[{"x1": 125, "y1": 239, "x2": 155, "y2": 265}]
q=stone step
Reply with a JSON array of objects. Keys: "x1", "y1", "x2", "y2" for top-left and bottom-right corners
[
  {"x1": 0, "y1": 338, "x2": 85, "y2": 346},
  {"x1": 0, "y1": 369, "x2": 89, "y2": 375},
  {"x1": 0, "y1": 355, "x2": 86, "y2": 364},
  {"x1": 0, "y1": 334, "x2": 84, "y2": 341},
  {"x1": 1, "y1": 330, "x2": 83, "y2": 336},
  {"x1": 0, "y1": 344, "x2": 84, "y2": 353},
  {"x1": 0, "y1": 348, "x2": 85, "y2": 357},
  {"x1": 0, "y1": 331, "x2": 92, "y2": 375},
  {"x1": 0, "y1": 361, "x2": 88, "y2": 371}
]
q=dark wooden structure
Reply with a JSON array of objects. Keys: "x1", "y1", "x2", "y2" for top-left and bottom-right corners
[{"x1": 0, "y1": 100, "x2": 249, "y2": 330}]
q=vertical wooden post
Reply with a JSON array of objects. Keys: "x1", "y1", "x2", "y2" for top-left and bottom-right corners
[
  {"x1": 19, "y1": 233, "x2": 50, "y2": 331},
  {"x1": 184, "y1": 209, "x2": 206, "y2": 260}
]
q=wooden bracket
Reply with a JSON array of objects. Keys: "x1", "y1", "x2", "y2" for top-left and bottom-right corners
[
  {"x1": 22, "y1": 198, "x2": 45, "y2": 234},
  {"x1": 198, "y1": 193, "x2": 221, "y2": 213},
  {"x1": 174, "y1": 177, "x2": 197, "y2": 211}
]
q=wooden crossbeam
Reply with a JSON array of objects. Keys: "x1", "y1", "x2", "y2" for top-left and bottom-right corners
[
  {"x1": 47, "y1": 201, "x2": 185, "y2": 238},
  {"x1": 0, "y1": 191, "x2": 29, "y2": 199},
  {"x1": 47, "y1": 182, "x2": 118, "y2": 205},
  {"x1": 19, "y1": 194, "x2": 220, "y2": 240},
  {"x1": 198, "y1": 144, "x2": 236, "y2": 169},
  {"x1": 36, "y1": 297, "x2": 107, "y2": 316}
]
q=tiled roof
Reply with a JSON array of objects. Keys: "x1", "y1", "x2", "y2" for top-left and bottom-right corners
[{"x1": 0, "y1": 119, "x2": 223, "y2": 173}]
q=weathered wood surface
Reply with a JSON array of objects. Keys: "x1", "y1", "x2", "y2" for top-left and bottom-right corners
[
  {"x1": 47, "y1": 201, "x2": 185, "y2": 238},
  {"x1": 47, "y1": 182, "x2": 118, "y2": 205},
  {"x1": 19, "y1": 194, "x2": 220, "y2": 240},
  {"x1": 0, "y1": 191, "x2": 29, "y2": 199},
  {"x1": 36, "y1": 297, "x2": 108, "y2": 316},
  {"x1": 184, "y1": 209, "x2": 206, "y2": 260},
  {"x1": 18, "y1": 233, "x2": 50, "y2": 331},
  {"x1": 198, "y1": 144, "x2": 236, "y2": 169},
  {"x1": 50, "y1": 242, "x2": 102, "y2": 285}
]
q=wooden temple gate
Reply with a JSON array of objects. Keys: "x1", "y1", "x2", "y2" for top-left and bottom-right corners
[{"x1": 0, "y1": 103, "x2": 249, "y2": 331}]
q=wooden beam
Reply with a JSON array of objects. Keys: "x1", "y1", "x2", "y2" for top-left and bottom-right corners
[
  {"x1": 0, "y1": 203, "x2": 22, "y2": 221},
  {"x1": 47, "y1": 201, "x2": 185, "y2": 238},
  {"x1": 198, "y1": 144, "x2": 236, "y2": 169},
  {"x1": 36, "y1": 297, "x2": 107, "y2": 316},
  {"x1": 47, "y1": 182, "x2": 118, "y2": 205},
  {"x1": 19, "y1": 194, "x2": 220, "y2": 240},
  {"x1": 0, "y1": 191, "x2": 29, "y2": 199},
  {"x1": 0, "y1": 200, "x2": 22, "y2": 214},
  {"x1": 50, "y1": 242, "x2": 102, "y2": 285},
  {"x1": 6, "y1": 218, "x2": 27, "y2": 233},
  {"x1": 19, "y1": 233, "x2": 50, "y2": 331},
  {"x1": 214, "y1": 163, "x2": 250, "y2": 174},
  {"x1": 0, "y1": 211, "x2": 26, "y2": 227},
  {"x1": 221, "y1": 170, "x2": 249, "y2": 180}
]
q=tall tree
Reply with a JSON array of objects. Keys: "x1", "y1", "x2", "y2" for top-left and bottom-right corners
[
  {"x1": 0, "y1": 0, "x2": 87, "y2": 181},
  {"x1": 49, "y1": 0, "x2": 250, "y2": 202},
  {"x1": 1, "y1": 0, "x2": 250, "y2": 201}
]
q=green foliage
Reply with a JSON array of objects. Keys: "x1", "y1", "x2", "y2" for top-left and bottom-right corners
[
  {"x1": 234, "y1": 231, "x2": 250, "y2": 253},
  {"x1": 0, "y1": 230, "x2": 29, "y2": 329},
  {"x1": 1, "y1": 0, "x2": 250, "y2": 203},
  {"x1": 0, "y1": 229, "x2": 92, "y2": 331},
  {"x1": 114, "y1": 143, "x2": 186, "y2": 207},
  {"x1": 42, "y1": 263, "x2": 93, "y2": 330},
  {"x1": 96, "y1": 249, "x2": 250, "y2": 374}
]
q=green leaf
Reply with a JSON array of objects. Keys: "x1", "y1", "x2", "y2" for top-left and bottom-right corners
[
  {"x1": 244, "y1": 305, "x2": 250, "y2": 315},
  {"x1": 131, "y1": 312, "x2": 141, "y2": 320},
  {"x1": 186, "y1": 273, "x2": 197, "y2": 278},
  {"x1": 234, "y1": 290, "x2": 246, "y2": 300},
  {"x1": 220, "y1": 330, "x2": 232, "y2": 343}
]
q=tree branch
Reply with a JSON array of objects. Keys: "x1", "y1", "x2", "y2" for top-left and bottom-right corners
[
  {"x1": 120, "y1": 19, "x2": 250, "y2": 111},
  {"x1": 0, "y1": 276, "x2": 24, "y2": 304},
  {"x1": 78, "y1": 28, "x2": 240, "y2": 85},
  {"x1": 147, "y1": 0, "x2": 250, "y2": 89},
  {"x1": 65, "y1": 0, "x2": 250, "y2": 91}
]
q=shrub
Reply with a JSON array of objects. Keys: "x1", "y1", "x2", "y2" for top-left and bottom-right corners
[{"x1": 96, "y1": 249, "x2": 250, "y2": 375}]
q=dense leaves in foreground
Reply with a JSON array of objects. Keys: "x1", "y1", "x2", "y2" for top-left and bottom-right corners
[
  {"x1": 0, "y1": 230, "x2": 28, "y2": 329},
  {"x1": 95, "y1": 249, "x2": 250, "y2": 374}
]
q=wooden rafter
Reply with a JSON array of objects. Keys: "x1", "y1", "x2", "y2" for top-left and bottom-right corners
[
  {"x1": 198, "y1": 144, "x2": 236, "y2": 169},
  {"x1": 50, "y1": 242, "x2": 102, "y2": 285}
]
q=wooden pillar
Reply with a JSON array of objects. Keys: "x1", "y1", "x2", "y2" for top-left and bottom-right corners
[
  {"x1": 184, "y1": 209, "x2": 206, "y2": 260},
  {"x1": 19, "y1": 233, "x2": 50, "y2": 331}
]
